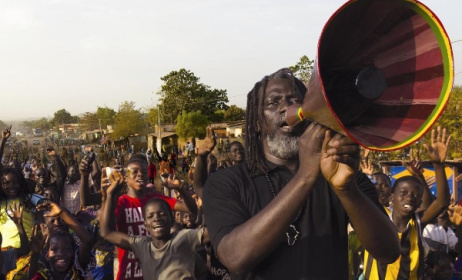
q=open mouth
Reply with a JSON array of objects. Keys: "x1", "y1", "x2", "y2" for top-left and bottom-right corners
[
  {"x1": 54, "y1": 259, "x2": 69, "y2": 269},
  {"x1": 403, "y1": 204, "x2": 413, "y2": 211}
]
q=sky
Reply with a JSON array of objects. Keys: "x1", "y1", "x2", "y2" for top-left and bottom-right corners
[{"x1": 0, "y1": 0, "x2": 461, "y2": 121}]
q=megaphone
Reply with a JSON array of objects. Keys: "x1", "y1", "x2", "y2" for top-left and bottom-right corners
[{"x1": 286, "y1": 0, "x2": 454, "y2": 151}]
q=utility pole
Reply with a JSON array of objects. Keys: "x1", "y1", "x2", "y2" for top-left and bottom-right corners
[{"x1": 157, "y1": 104, "x2": 162, "y2": 153}]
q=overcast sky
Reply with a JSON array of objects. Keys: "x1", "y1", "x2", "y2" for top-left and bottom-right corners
[{"x1": 0, "y1": 0, "x2": 460, "y2": 121}]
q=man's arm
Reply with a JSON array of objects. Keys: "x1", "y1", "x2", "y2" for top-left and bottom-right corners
[
  {"x1": 320, "y1": 131, "x2": 400, "y2": 265},
  {"x1": 193, "y1": 126, "x2": 216, "y2": 198},
  {"x1": 79, "y1": 158, "x2": 102, "y2": 206},
  {"x1": 99, "y1": 171, "x2": 131, "y2": 250},
  {"x1": 36, "y1": 202, "x2": 93, "y2": 268},
  {"x1": 0, "y1": 125, "x2": 12, "y2": 170},
  {"x1": 420, "y1": 127, "x2": 451, "y2": 226},
  {"x1": 52, "y1": 151, "x2": 67, "y2": 196},
  {"x1": 164, "y1": 175, "x2": 198, "y2": 214},
  {"x1": 7, "y1": 202, "x2": 31, "y2": 257}
]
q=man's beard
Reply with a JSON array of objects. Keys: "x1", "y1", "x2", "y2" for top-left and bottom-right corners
[{"x1": 266, "y1": 131, "x2": 300, "y2": 159}]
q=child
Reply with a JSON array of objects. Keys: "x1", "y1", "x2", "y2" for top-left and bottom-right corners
[
  {"x1": 363, "y1": 127, "x2": 451, "y2": 280},
  {"x1": 100, "y1": 171, "x2": 208, "y2": 280},
  {"x1": 30, "y1": 230, "x2": 85, "y2": 280},
  {"x1": 90, "y1": 155, "x2": 197, "y2": 280}
]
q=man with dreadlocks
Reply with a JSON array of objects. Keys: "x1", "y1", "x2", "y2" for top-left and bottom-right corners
[{"x1": 202, "y1": 68, "x2": 400, "y2": 279}]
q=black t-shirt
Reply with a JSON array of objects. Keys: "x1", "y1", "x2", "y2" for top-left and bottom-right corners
[{"x1": 203, "y1": 162, "x2": 383, "y2": 280}]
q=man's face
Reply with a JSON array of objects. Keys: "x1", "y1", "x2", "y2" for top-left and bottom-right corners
[
  {"x1": 260, "y1": 78, "x2": 305, "y2": 159},
  {"x1": 125, "y1": 162, "x2": 148, "y2": 192},
  {"x1": 35, "y1": 168, "x2": 48, "y2": 186},
  {"x1": 372, "y1": 174, "x2": 391, "y2": 207},
  {"x1": 229, "y1": 143, "x2": 244, "y2": 163},
  {"x1": 67, "y1": 166, "x2": 80, "y2": 183}
]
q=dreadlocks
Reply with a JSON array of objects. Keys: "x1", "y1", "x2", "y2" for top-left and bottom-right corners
[
  {"x1": 245, "y1": 68, "x2": 307, "y2": 176},
  {"x1": 0, "y1": 167, "x2": 35, "y2": 210}
]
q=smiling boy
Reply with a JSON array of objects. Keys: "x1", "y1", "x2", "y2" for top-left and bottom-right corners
[{"x1": 100, "y1": 170, "x2": 208, "y2": 280}]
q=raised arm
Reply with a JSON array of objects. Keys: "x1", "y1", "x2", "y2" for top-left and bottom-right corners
[
  {"x1": 320, "y1": 131, "x2": 400, "y2": 265},
  {"x1": 7, "y1": 202, "x2": 31, "y2": 257},
  {"x1": 99, "y1": 170, "x2": 131, "y2": 250},
  {"x1": 0, "y1": 125, "x2": 12, "y2": 169},
  {"x1": 193, "y1": 126, "x2": 216, "y2": 198},
  {"x1": 165, "y1": 174, "x2": 198, "y2": 215},
  {"x1": 50, "y1": 149, "x2": 67, "y2": 196},
  {"x1": 420, "y1": 126, "x2": 451, "y2": 226},
  {"x1": 79, "y1": 158, "x2": 102, "y2": 206},
  {"x1": 36, "y1": 202, "x2": 93, "y2": 268}
]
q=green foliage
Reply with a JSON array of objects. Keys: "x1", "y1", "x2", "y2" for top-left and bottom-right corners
[
  {"x1": 112, "y1": 101, "x2": 148, "y2": 139},
  {"x1": 224, "y1": 105, "x2": 245, "y2": 121},
  {"x1": 51, "y1": 109, "x2": 78, "y2": 126},
  {"x1": 79, "y1": 112, "x2": 99, "y2": 131},
  {"x1": 95, "y1": 106, "x2": 116, "y2": 129},
  {"x1": 22, "y1": 118, "x2": 51, "y2": 131},
  {"x1": 175, "y1": 110, "x2": 210, "y2": 140},
  {"x1": 210, "y1": 110, "x2": 225, "y2": 123},
  {"x1": 146, "y1": 106, "x2": 160, "y2": 128},
  {"x1": 289, "y1": 55, "x2": 314, "y2": 83},
  {"x1": 157, "y1": 69, "x2": 229, "y2": 123}
]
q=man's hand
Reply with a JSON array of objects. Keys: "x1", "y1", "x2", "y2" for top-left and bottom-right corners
[
  {"x1": 360, "y1": 158, "x2": 374, "y2": 175},
  {"x1": 297, "y1": 123, "x2": 327, "y2": 181},
  {"x1": 6, "y1": 202, "x2": 24, "y2": 225},
  {"x1": 320, "y1": 131, "x2": 360, "y2": 193},
  {"x1": 106, "y1": 169, "x2": 125, "y2": 197},
  {"x1": 448, "y1": 204, "x2": 462, "y2": 226},
  {"x1": 30, "y1": 223, "x2": 46, "y2": 255},
  {"x1": 2, "y1": 125, "x2": 12, "y2": 140},
  {"x1": 37, "y1": 202, "x2": 63, "y2": 217},
  {"x1": 165, "y1": 174, "x2": 183, "y2": 190},
  {"x1": 79, "y1": 158, "x2": 92, "y2": 176},
  {"x1": 402, "y1": 148, "x2": 423, "y2": 177},
  {"x1": 423, "y1": 126, "x2": 451, "y2": 164},
  {"x1": 197, "y1": 126, "x2": 216, "y2": 156}
]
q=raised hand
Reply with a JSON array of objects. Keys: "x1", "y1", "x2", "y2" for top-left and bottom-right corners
[
  {"x1": 197, "y1": 126, "x2": 216, "y2": 156},
  {"x1": 37, "y1": 202, "x2": 62, "y2": 217},
  {"x1": 320, "y1": 131, "x2": 360, "y2": 192},
  {"x1": 2, "y1": 125, "x2": 12, "y2": 140},
  {"x1": 360, "y1": 158, "x2": 374, "y2": 175},
  {"x1": 423, "y1": 126, "x2": 451, "y2": 164},
  {"x1": 106, "y1": 169, "x2": 125, "y2": 197},
  {"x1": 6, "y1": 201, "x2": 24, "y2": 225},
  {"x1": 30, "y1": 223, "x2": 46, "y2": 254},
  {"x1": 448, "y1": 204, "x2": 462, "y2": 226},
  {"x1": 401, "y1": 148, "x2": 423, "y2": 177},
  {"x1": 165, "y1": 174, "x2": 183, "y2": 190}
]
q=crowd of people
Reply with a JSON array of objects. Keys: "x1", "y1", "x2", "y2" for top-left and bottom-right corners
[{"x1": 1, "y1": 68, "x2": 462, "y2": 280}]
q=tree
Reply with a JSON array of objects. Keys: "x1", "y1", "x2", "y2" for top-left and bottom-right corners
[
  {"x1": 22, "y1": 118, "x2": 51, "y2": 131},
  {"x1": 289, "y1": 55, "x2": 314, "y2": 83},
  {"x1": 112, "y1": 101, "x2": 147, "y2": 139},
  {"x1": 175, "y1": 110, "x2": 210, "y2": 140},
  {"x1": 157, "y1": 69, "x2": 229, "y2": 123},
  {"x1": 51, "y1": 109, "x2": 78, "y2": 126},
  {"x1": 79, "y1": 112, "x2": 99, "y2": 131},
  {"x1": 95, "y1": 106, "x2": 116, "y2": 129},
  {"x1": 146, "y1": 106, "x2": 160, "y2": 128},
  {"x1": 224, "y1": 105, "x2": 245, "y2": 121}
]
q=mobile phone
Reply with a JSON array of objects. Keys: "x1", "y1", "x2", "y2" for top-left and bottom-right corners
[{"x1": 84, "y1": 146, "x2": 96, "y2": 165}]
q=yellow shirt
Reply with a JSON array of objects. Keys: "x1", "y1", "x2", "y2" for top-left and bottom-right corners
[{"x1": 0, "y1": 198, "x2": 34, "y2": 248}]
